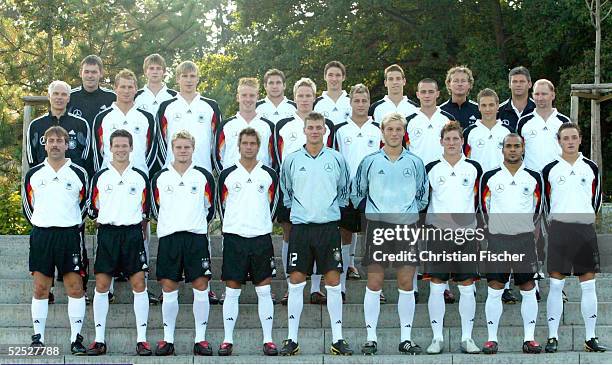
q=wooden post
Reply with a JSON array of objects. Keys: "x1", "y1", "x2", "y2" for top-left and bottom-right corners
[
  {"x1": 20, "y1": 96, "x2": 49, "y2": 189},
  {"x1": 570, "y1": 95, "x2": 579, "y2": 124}
]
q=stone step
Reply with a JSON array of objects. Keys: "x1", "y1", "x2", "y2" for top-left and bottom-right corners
[
  {"x1": 3, "y1": 277, "x2": 612, "y2": 304},
  {"x1": 0, "y1": 301, "x2": 610, "y2": 330},
  {"x1": 1, "y1": 326, "x2": 611, "y2": 355}
]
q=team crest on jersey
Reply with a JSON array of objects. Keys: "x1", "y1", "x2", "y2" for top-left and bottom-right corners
[
  {"x1": 39, "y1": 135, "x2": 46, "y2": 145},
  {"x1": 38, "y1": 179, "x2": 47, "y2": 188},
  {"x1": 139, "y1": 104, "x2": 148, "y2": 111},
  {"x1": 233, "y1": 182, "x2": 242, "y2": 192},
  {"x1": 333, "y1": 249, "x2": 342, "y2": 262},
  {"x1": 368, "y1": 139, "x2": 375, "y2": 147},
  {"x1": 581, "y1": 177, "x2": 587, "y2": 185},
  {"x1": 344, "y1": 112, "x2": 350, "y2": 118},
  {"x1": 201, "y1": 258, "x2": 210, "y2": 270},
  {"x1": 65, "y1": 182, "x2": 73, "y2": 190},
  {"x1": 495, "y1": 184, "x2": 505, "y2": 193},
  {"x1": 462, "y1": 178, "x2": 470, "y2": 186},
  {"x1": 174, "y1": 112, "x2": 182, "y2": 120},
  {"x1": 261, "y1": 113, "x2": 268, "y2": 119},
  {"x1": 191, "y1": 185, "x2": 198, "y2": 194},
  {"x1": 502, "y1": 119, "x2": 510, "y2": 126},
  {"x1": 258, "y1": 184, "x2": 265, "y2": 193},
  {"x1": 323, "y1": 111, "x2": 329, "y2": 117},
  {"x1": 414, "y1": 128, "x2": 423, "y2": 138},
  {"x1": 104, "y1": 184, "x2": 113, "y2": 193},
  {"x1": 324, "y1": 163, "x2": 333, "y2": 172},
  {"x1": 289, "y1": 132, "x2": 298, "y2": 141},
  {"x1": 557, "y1": 176, "x2": 566, "y2": 185},
  {"x1": 476, "y1": 139, "x2": 485, "y2": 148},
  {"x1": 111, "y1": 124, "x2": 118, "y2": 131},
  {"x1": 129, "y1": 185, "x2": 137, "y2": 195},
  {"x1": 528, "y1": 129, "x2": 537, "y2": 138},
  {"x1": 344, "y1": 136, "x2": 352, "y2": 145},
  {"x1": 164, "y1": 185, "x2": 174, "y2": 194},
  {"x1": 497, "y1": 141, "x2": 504, "y2": 149},
  {"x1": 68, "y1": 138, "x2": 77, "y2": 150},
  {"x1": 133, "y1": 126, "x2": 141, "y2": 134},
  {"x1": 522, "y1": 186, "x2": 530, "y2": 195},
  {"x1": 72, "y1": 109, "x2": 83, "y2": 117},
  {"x1": 403, "y1": 168, "x2": 412, "y2": 177},
  {"x1": 198, "y1": 114, "x2": 206, "y2": 123},
  {"x1": 437, "y1": 176, "x2": 446, "y2": 185}
]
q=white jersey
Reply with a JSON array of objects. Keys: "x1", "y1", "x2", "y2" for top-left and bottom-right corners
[
  {"x1": 92, "y1": 103, "x2": 156, "y2": 174},
  {"x1": 314, "y1": 91, "x2": 352, "y2": 125},
  {"x1": 255, "y1": 97, "x2": 296, "y2": 124},
  {"x1": 334, "y1": 117, "x2": 382, "y2": 179},
  {"x1": 89, "y1": 164, "x2": 149, "y2": 225},
  {"x1": 463, "y1": 120, "x2": 511, "y2": 172},
  {"x1": 134, "y1": 84, "x2": 177, "y2": 119},
  {"x1": 151, "y1": 163, "x2": 215, "y2": 238},
  {"x1": 218, "y1": 161, "x2": 278, "y2": 237},
  {"x1": 23, "y1": 159, "x2": 88, "y2": 228},
  {"x1": 157, "y1": 93, "x2": 222, "y2": 172},
  {"x1": 405, "y1": 107, "x2": 455, "y2": 166},
  {"x1": 369, "y1": 95, "x2": 418, "y2": 122},
  {"x1": 214, "y1": 112, "x2": 275, "y2": 171},
  {"x1": 517, "y1": 109, "x2": 570, "y2": 171},
  {"x1": 274, "y1": 113, "x2": 335, "y2": 163}
]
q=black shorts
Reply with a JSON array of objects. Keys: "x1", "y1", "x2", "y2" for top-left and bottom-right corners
[
  {"x1": 29, "y1": 226, "x2": 84, "y2": 278},
  {"x1": 276, "y1": 190, "x2": 291, "y2": 224},
  {"x1": 338, "y1": 202, "x2": 362, "y2": 233},
  {"x1": 156, "y1": 231, "x2": 212, "y2": 283},
  {"x1": 485, "y1": 232, "x2": 538, "y2": 286},
  {"x1": 221, "y1": 233, "x2": 276, "y2": 284},
  {"x1": 362, "y1": 220, "x2": 419, "y2": 268},
  {"x1": 94, "y1": 224, "x2": 148, "y2": 277},
  {"x1": 426, "y1": 229, "x2": 479, "y2": 282},
  {"x1": 547, "y1": 221, "x2": 599, "y2": 276},
  {"x1": 287, "y1": 222, "x2": 342, "y2": 276}
]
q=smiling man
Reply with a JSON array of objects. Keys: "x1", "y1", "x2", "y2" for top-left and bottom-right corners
[
  {"x1": 135, "y1": 54, "x2": 177, "y2": 120},
  {"x1": 440, "y1": 66, "x2": 481, "y2": 129},
  {"x1": 314, "y1": 61, "x2": 351, "y2": 125},
  {"x1": 256, "y1": 69, "x2": 297, "y2": 124},
  {"x1": 498, "y1": 67, "x2": 535, "y2": 132},
  {"x1": 369, "y1": 64, "x2": 418, "y2": 122}
]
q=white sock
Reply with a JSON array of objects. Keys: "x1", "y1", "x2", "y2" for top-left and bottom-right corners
[
  {"x1": 364, "y1": 287, "x2": 381, "y2": 342},
  {"x1": 68, "y1": 296, "x2": 86, "y2": 342},
  {"x1": 581, "y1": 279, "x2": 598, "y2": 340},
  {"x1": 133, "y1": 290, "x2": 149, "y2": 342},
  {"x1": 398, "y1": 289, "x2": 415, "y2": 342},
  {"x1": 310, "y1": 268, "x2": 322, "y2": 294},
  {"x1": 282, "y1": 240, "x2": 290, "y2": 285},
  {"x1": 326, "y1": 284, "x2": 344, "y2": 342},
  {"x1": 162, "y1": 290, "x2": 179, "y2": 343},
  {"x1": 504, "y1": 281, "x2": 510, "y2": 290},
  {"x1": 109, "y1": 277, "x2": 115, "y2": 295},
  {"x1": 93, "y1": 290, "x2": 109, "y2": 343},
  {"x1": 287, "y1": 281, "x2": 306, "y2": 342},
  {"x1": 428, "y1": 282, "x2": 446, "y2": 340},
  {"x1": 255, "y1": 285, "x2": 274, "y2": 343},
  {"x1": 193, "y1": 288, "x2": 210, "y2": 342},
  {"x1": 458, "y1": 284, "x2": 476, "y2": 341},
  {"x1": 485, "y1": 287, "x2": 504, "y2": 342},
  {"x1": 349, "y1": 234, "x2": 357, "y2": 267},
  {"x1": 546, "y1": 278, "x2": 565, "y2": 339},
  {"x1": 222, "y1": 287, "x2": 241, "y2": 344},
  {"x1": 31, "y1": 298, "x2": 48, "y2": 343},
  {"x1": 412, "y1": 272, "x2": 418, "y2": 293},
  {"x1": 521, "y1": 288, "x2": 538, "y2": 342},
  {"x1": 340, "y1": 245, "x2": 350, "y2": 292}
]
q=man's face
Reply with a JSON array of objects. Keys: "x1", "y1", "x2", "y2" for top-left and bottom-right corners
[
  {"x1": 350, "y1": 92, "x2": 370, "y2": 118},
  {"x1": 115, "y1": 77, "x2": 137, "y2": 104},
  {"x1": 416, "y1": 82, "x2": 439, "y2": 108},
  {"x1": 110, "y1": 136, "x2": 133, "y2": 163},
  {"x1": 178, "y1": 71, "x2": 199, "y2": 93},
  {"x1": 449, "y1": 71, "x2": 471, "y2": 97},
  {"x1": 172, "y1": 138, "x2": 194, "y2": 163},
  {"x1": 145, "y1": 63, "x2": 165, "y2": 84},
  {"x1": 295, "y1": 85, "x2": 315, "y2": 114},
  {"x1": 237, "y1": 85, "x2": 258, "y2": 114},
  {"x1": 558, "y1": 128, "x2": 581, "y2": 155},
  {"x1": 44, "y1": 133, "x2": 67, "y2": 159},
  {"x1": 382, "y1": 120, "x2": 405, "y2": 148},
  {"x1": 384, "y1": 71, "x2": 406, "y2": 95},
  {"x1": 441, "y1": 130, "x2": 463, "y2": 156},
  {"x1": 509, "y1": 74, "x2": 531, "y2": 98},
  {"x1": 264, "y1": 75, "x2": 285, "y2": 99},
  {"x1": 49, "y1": 84, "x2": 70, "y2": 111},
  {"x1": 533, "y1": 83, "x2": 555, "y2": 109},
  {"x1": 478, "y1": 96, "x2": 499, "y2": 121},
  {"x1": 80, "y1": 63, "x2": 102, "y2": 90},
  {"x1": 239, "y1": 134, "x2": 260, "y2": 159},
  {"x1": 324, "y1": 67, "x2": 345, "y2": 92},
  {"x1": 304, "y1": 118, "x2": 325, "y2": 145},
  {"x1": 502, "y1": 135, "x2": 524, "y2": 164}
]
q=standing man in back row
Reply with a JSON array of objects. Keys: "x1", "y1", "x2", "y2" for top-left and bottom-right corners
[
  {"x1": 256, "y1": 69, "x2": 297, "y2": 124},
  {"x1": 369, "y1": 64, "x2": 418, "y2": 122},
  {"x1": 498, "y1": 66, "x2": 535, "y2": 132},
  {"x1": 440, "y1": 65, "x2": 480, "y2": 129},
  {"x1": 314, "y1": 61, "x2": 352, "y2": 125},
  {"x1": 135, "y1": 54, "x2": 177, "y2": 119}
]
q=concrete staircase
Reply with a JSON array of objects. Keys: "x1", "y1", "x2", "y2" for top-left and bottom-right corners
[{"x1": 0, "y1": 234, "x2": 610, "y2": 364}]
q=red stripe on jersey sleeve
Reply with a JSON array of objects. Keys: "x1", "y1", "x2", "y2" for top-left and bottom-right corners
[
  {"x1": 268, "y1": 182, "x2": 275, "y2": 203},
  {"x1": 91, "y1": 186, "x2": 100, "y2": 212},
  {"x1": 464, "y1": 143, "x2": 472, "y2": 157},
  {"x1": 533, "y1": 182, "x2": 542, "y2": 213},
  {"x1": 592, "y1": 177, "x2": 597, "y2": 209},
  {"x1": 154, "y1": 187, "x2": 160, "y2": 206},
  {"x1": 216, "y1": 130, "x2": 225, "y2": 161},
  {"x1": 141, "y1": 188, "x2": 147, "y2": 214},
  {"x1": 96, "y1": 125, "x2": 104, "y2": 154},
  {"x1": 211, "y1": 113, "x2": 219, "y2": 132},
  {"x1": 481, "y1": 186, "x2": 491, "y2": 214},
  {"x1": 277, "y1": 136, "x2": 284, "y2": 162},
  {"x1": 221, "y1": 183, "x2": 228, "y2": 210},
  {"x1": 160, "y1": 115, "x2": 168, "y2": 141},
  {"x1": 204, "y1": 182, "x2": 213, "y2": 206},
  {"x1": 26, "y1": 183, "x2": 34, "y2": 207}
]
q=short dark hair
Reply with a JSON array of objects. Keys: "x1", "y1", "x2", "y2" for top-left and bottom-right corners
[
  {"x1": 477, "y1": 88, "x2": 499, "y2": 104},
  {"x1": 264, "y1": 69, "x2": 286, "y2": 84},
  {"x1": 508, "y1": 66, "x2": 531, "y2": 83},
  {"x1": 418, "y1": 78, "x2": 438, "y2": 90},
  {"x1": 440, "y1": 120, "x2": 463, "y2": 139},
  {"x1": 110, "y1": 129, "x2": 133, "y2": 147},
  {"x1": 80, "y1": 55, "x2": 103, "y2": 73},
  {"x1": 503, "y1": 132, "x2": 524, "y2": 146},
  {"x1": 304, "y1": 111, "x2": 325, "y2": 126},
  {"x1": 557, "y1": 122, "x2": 582, "y2": 139},
  {"x1": 324, "y1": 61, "x2": 346, "y2": 77},
  {"x1": 238, "y1": 127, "x2": 261, "y2": 146}
]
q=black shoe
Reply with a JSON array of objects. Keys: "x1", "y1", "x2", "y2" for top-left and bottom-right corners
[
  {"x1": 31, "y1": 334, "x2": 44, "y2": 348},
  {"x1": 443, "y1": 289, "x2": 455, "y2": 304},
  {"x1": 71, "y1": 334, "x2": 87, "y2": 355},
  {"x1": 341, "y1": 291, "x2": 346, "y2": 304},
  {"x1": 136, "y1": 341, "x2": 152, "y2": 356},
  {"x1": 218, "y1": 292, "x2": 225, "y2": 305},
  {"x1": 84, "y1": 293, "x2": 91, "y2": 305},
  {"x1": 148, "y1": 291, "x2": 160, "y2": 305},
  {"x1": 502, "y1": 289, "x2": 517, "y2": 304},
  {"x1": 399, "y1": 340, "x2": 422, "y2": 355},
  {"x1": 217, "y1": 342, "x2": 233, "y2": 356},
  {"x1": 361, "y1": 340, "x2": 377, "y2": 355},
  {"x1": 585, "y1": 337, "x2": 607, "y2": 352},
  {"x1": 280, "y1": 339, "x2": 299, "y2": 356},
  {"x1": 414, "y1": 291, "x2": 419, "y2": 304},
  {"x1": 330, "y1": 339, "x2": 353, "y2": 355},
  {"x1": 545, "y1": 338, "x2": 558, "y2": 353},
  {"x1": 271, "y1": 292, "x2": 278, "y2": 305},
  {"x1": 281, "y1": 292, "x2": 289, "y2": 306},
  {"x1": 522, "y1": 340, "x2": 542, "y2": 354},
  {"x1": 310, "y1": 291, "x2": 327, "y2": 304},
  {"x1": 108, "y1": 292, "x2": 115, "y2": 304},
  {"x1": 208, "y1": 290, "x2": 220, "y2": 305},
  {"x1": 194, "y1": 340, "x2": 213, "y2": 356},
  {"x1": 482, "y1": 341, "x2": 498, "y2": 354},
  {"x1": 48, "y1": 292, "x2": 55, "y2": 305},
  {"x1": 155, "y1": 341, "x2": 175, "y2": 356},
  {"x1": 380, "y1": 292, "x2": 387, "y2": 304},
  {"x1": 86, "y1": 341, "x2": 106, "y2": 356},
  {"x1": 263, "y1": 342, "x2": 279, "y2": 356},
  {"x1": 536, "y1": 289, "x2": 541, "y2": 302},
  {"x1": 562, "y1": 290, "x2": 568, "y2": 303}
]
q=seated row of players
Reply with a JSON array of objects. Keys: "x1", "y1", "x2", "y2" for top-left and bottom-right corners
[
  {"x1": 23, "y1": 54, "x2": 605, "y2": 355},
  {"x1": 22, "y1": 115, "x2": 604, "y2": 356}
]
